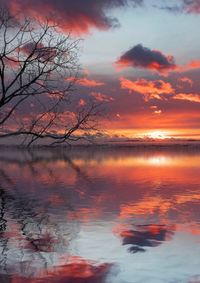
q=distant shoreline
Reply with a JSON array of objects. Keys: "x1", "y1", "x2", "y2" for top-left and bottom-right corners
[{"x1": 0, "y1": 140, "x2": 200, "y2": 149}]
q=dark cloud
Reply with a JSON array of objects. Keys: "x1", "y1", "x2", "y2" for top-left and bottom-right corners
[
  {"x1": 0, "y1": 0, "x2": 143, "y2": 34},
  {"x1": 116, "y1": 44, "x2": 176, "y2": 73},
  {"x1": 182, "y1": 0, "x2": 200, "y2": 13},
  {"x1": 157, "y1": 0, "x2": 200, "y2": 14},
  {"x1": 21, "y1": 42, "x2": 57, "y2": 61}
]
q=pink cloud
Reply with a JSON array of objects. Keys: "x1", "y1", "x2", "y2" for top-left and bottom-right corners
[
  {"x1": 90, "y1": 92, "x2": 114, "y2": 102},
  {"x1": 120, "y1": 77, "x2": 174, "y2": 101}
]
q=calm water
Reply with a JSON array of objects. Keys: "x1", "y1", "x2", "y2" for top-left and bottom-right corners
[{"x1": 0, "y1": 146, "x2": 200, "y2": 283}]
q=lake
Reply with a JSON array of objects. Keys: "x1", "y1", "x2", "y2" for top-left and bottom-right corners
[{"x1": 0, "y1": 146, "x2": 200, "y2": 283}]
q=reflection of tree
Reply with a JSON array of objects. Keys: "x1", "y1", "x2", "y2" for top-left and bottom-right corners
[
  {"x1": 0, "y1": 148, "x2": 114, "y2": 281},
  {"x1": 0, "y1": 188, "x2": 8, "y2": 275},
  {"x1": 0, "y1": 148, "x2": 91, "y2": 181},
  {"x1": 0, "y1": 188, "x2": 7, "y2": 233},
  {"x1": 0, "y1": 150, "x2": 87, "y2": 278},
  {"x1": 0, "y1": 145, "x2": 122, "y2": 279},
  {"x1": 0, "y1": 187, "x2": 47, "y2": 274}
]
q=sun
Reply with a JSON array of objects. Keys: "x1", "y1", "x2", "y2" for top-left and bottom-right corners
[{"x1": 147, "y1": 131, "x2": 170, "y2": 140}]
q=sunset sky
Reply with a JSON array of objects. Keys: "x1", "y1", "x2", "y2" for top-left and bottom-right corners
[{"x1": 2, "y1": 0, "x2": 200, "y2": 140}]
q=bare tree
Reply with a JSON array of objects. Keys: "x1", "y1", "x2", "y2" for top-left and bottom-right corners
[{"x1": 0, "y1": 10, "x2": 102, "y2": 146}]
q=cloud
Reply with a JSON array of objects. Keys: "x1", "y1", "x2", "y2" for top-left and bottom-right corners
[
  {"x1": 116, "y1": 44, "x2": 200, "y2": 75},
  {"x1": 150, "y1": 105, "x2": 162, "y2": 115},
  {"x1": 37, "y1": 111, "x2": 76, "y2": 124},
  {"x1": 21, "y1": 42, "x2": 57, "y2": 61},
  {"x1": 4, "y1": 56, "x2": 20, "y2": 68},
  {"x1": 77, "y1": 78, "x2": 105, "y2": 87},
  {"x1": 174, "y1": 93, "x2": 200, "y2": 103},
  {"x1": 154, "y1": 109, "x2": 162, "y2": 114},
  {"x1": 178, "y1": 77, "x2": 193, "y2": 87},
  {"x1": 1, "y1": 0, "x2": 143, "y2": 34},
  {"x1": 66, "y1": 77, "x2": 105, "y2": 87},
  {"x1": 120, "y1": 76, "x2": 200, "y2": 106},
  {"x1": 120, "y1": 77, "x2": 175, "y2": 101},
  {"x1": 186, "y1": 60, "x2": 200, "y2": 69},
  {"x1": 158, "y1": 0, "x2": 200, "y2": 14},
  {"x1": 90, "y1": 92, "x2": 114, "y2": 102},
  {"x1": 79, "y1": 99, "x2": 86, "y2": 106},
  {"x1": 176, "y1": 60, "x2": 200, "y2": 73},
  {"x1": 116, "y1": 44, "x2": 176, "y2": 73},
  {"x1": 184, "y1": 0, "x2": 200, "y2": 13}
]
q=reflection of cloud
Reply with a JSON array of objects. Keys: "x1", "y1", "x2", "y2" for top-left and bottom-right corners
[
  {"x1": 0, "y1": 148, "x2": 200, "y2": 283},
  {"x1": 41, "y1": 256, "x2": 112, "y2": 283},
  {"x1": 119, "y1": 224, "x2": 175, "y2": 253},
  {"x1": 119, "y1": 189, "x2": 200, "y2": 225},
  {"x1": 120, "y1": 197, "x2": 172, "y2": 218},
  {"x1": 0, "y1": 256, "x2": 113, "y2": 283}
]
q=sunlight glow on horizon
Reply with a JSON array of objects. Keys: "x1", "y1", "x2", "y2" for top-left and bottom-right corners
[
  {"x1": 106, "y1": 128, "x2": 200, "y2": 141},
  {"x1": 142, "y1": 130, "x2": 171, "y2": 140}
]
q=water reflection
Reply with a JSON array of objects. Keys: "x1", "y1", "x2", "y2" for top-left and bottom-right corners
[
  {"x1": 119, "y1": 224, "x2": 175, "y2": 253},
  {"x1": 1, "y1": 258, "x2": 112, "y2": 283},
  {"x1": 0, "y1": 146, "x2": 199, "y2": 282}
]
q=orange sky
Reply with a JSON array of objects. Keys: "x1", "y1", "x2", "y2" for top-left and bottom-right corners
[{"x1": 1, "y1": 0, "x2": 200, "y2": 141}]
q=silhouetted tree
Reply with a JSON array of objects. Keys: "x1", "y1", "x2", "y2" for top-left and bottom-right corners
[{"x1": 0, "y1": 10, "x2": 101, "y2": 146}]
